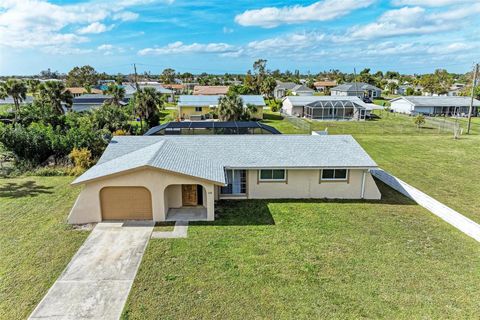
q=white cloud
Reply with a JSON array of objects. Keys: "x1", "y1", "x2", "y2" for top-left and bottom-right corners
[
  {"x1": 347, "y1": 6, "x2": 468, "y2": 40},
  {"x1": 0, "y1": 0, "x2": 171, "y2": 49},
  {"x1": 247, "y1": 32, "x2": 326, "y2": 53},
  {"x1": 113, "y1": 11, "x2": 139, "y2": 21},
  {"x1": 234, "y1": 0, "x2": 374, "y2": 28},
  {"x1": 97, "y1": 44, "x2": 114, "y2": 50},
  {"x1": 138, "y1": 41, "x2": 237, "y2": 55},
  {"x1": 391, "y1": 0, "x2": 475, "y2": 6},
  {"x1": 77, "y1": 22, "x2": 113, "y2": 34}
]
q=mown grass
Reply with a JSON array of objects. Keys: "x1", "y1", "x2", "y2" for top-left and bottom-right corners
[
  {"x1": 356, "y1": 134, "x2": 480, "y2": 223},
  {"x1": 123, "y1": 182, "x2": 480, "y2": 319},
  {"x1": 0, "y1": 176, "x2": 88, "y2": 319}
]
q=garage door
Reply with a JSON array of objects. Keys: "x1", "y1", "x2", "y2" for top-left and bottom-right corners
[{"x1": 100, "y1": 187, "x2": 153, "y2": 220}]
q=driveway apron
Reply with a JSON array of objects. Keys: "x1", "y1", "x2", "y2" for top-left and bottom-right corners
[{"x1": 30, "y1": 221, "x2": 153, "y2": 319}]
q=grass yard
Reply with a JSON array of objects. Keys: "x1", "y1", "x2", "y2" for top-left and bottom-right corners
[
  {"x1": 123, "y1": 182, "x2": 480, "y2": 319},
  {"x1": 262, "y1": 111, "x2": 480, "y2": 223},
  {"x1": 0, "y1": 176, "x2": 88, "y2": 319},
  {"x1": 356, "y1": 134, "x2": 480, "y2": 223}
]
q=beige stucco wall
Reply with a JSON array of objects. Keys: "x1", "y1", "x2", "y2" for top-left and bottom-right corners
[
  {"x1": 68, "y1": 167, "x2": 216, "y2": 224},
  {"x1": 245, "y1": 169, "x2": 381, "y2": 200}
]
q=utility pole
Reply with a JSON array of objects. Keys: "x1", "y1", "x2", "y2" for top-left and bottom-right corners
[
  {"x1": 133, "y1": 63, "x2": 143, "y2": 132},
  {"x1": 467, "y1": 63, "x2": 479, "y2": 134}
]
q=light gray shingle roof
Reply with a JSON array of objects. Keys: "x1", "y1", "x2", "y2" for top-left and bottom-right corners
[
  {"x1": 178, "y1": 95, "x2": 265, "y2": 107},
  {"x1": 331, "y1": 82, "x2": 381, "y2": 92},
  {"x1": 391, "y1": 96, "x2": 480, "y2": 107},
  {"x1": 73, "y1": 135, "x2": 378, "y2": 185}
]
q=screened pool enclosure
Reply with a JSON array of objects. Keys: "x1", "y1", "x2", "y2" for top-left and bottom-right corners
[{"x1": 304, "y1": 100, "x2": 367, "y2": 121}]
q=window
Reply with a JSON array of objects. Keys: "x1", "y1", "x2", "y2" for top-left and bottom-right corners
[
  {"x1": 195, "y1": 107, "x2": 202, "y2": 112},
  {"x1": 259, "y1": 169, "x2": 286, "y2": 181},
  {"x1": 321, "y1": 169, "x2": 348, "y2": 181}
]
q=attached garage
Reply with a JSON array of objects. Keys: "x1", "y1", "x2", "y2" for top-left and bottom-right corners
[{"x1": 100, "y1": 187, "x2": 153, "y2": 220}]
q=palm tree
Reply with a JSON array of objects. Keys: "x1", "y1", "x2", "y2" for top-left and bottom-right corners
[
  {"x1": 39, "y1": 81, "x2": 73, "y2": 114},
  {"x1": 1, "y1": 79, "x2": 27, "y2": 123},
  {"x1": 217, "y1": 93, "x2": 244, "y2": 121},
  {"x1": 134, "y1": 87, "x2": 164, "y2": 131},
  {"x1": 103, "y1": 83, "x2": 126, "y2": 107}
]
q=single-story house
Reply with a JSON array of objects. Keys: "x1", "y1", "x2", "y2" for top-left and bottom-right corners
[
  {"x1": 65, "y1": 87, "x2": 102, "y2": 97},
  {"x1": 70, "y1": 94, "x2": 127, "y2": 112},
  {"x1": 68, "y1": 135, "x2": 381, "y2": 224},
  {"x1": 281, "y1": 96, "x2": 370, "y2": 120},
  {"x1": 178, "y1": 95, "x2": 265, "y2": 120},
  {"x1": 161, "y1": 84, "x2": 187, "y2": 94},
  {"x1": 313, "y1": 81, "x2": 337, "y2": 92},
  {"x1": 123, "y1": 82, "x2": 174, "y2": 100},
  {"x1": 144, "y1": 121, "x2": 280, "y2": 135},
  {"x1": 330, "y1": 82, "x2": 382, "y2": 99},
  {"x1": 389, "y1": 96, "x2": 480, "y2": 116},
  {"x1": 193, "y1": 85, "x2": 229, "y2": 95},
  {"x1": 447, "y1": 83, "x2": 466, "y2": 97},
  {"x1": 274, "y1": 81, "x2": 314, "y2": 99}
]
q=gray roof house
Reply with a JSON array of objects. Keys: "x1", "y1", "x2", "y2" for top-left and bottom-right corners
[
  {"x1": 68, "y1": 135, "x2": 382, "y2": 224},
  {"x1": 330, "y1": 82, "x2": 382, "y2": 99},
  {"x1": 390, "y1": 96, "x2": 480, "y2": 116},
  {"x1": 274, "y1": 81, "x2": 314, "y2": 99},
  {"x1": 281, "y1": 96, "x2": 371, "y2": 121}
]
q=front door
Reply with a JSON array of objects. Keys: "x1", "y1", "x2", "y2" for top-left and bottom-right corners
[{"x1": 182, "y1": 184, "x2": 198, "y2": 206}]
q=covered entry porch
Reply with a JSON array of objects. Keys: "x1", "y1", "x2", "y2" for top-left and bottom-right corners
[{"x1": 164, "y1": 184, "x2": 210, "y2": 221}]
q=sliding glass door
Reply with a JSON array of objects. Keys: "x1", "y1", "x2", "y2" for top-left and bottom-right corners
[{"x1": 221, "y1": 170, "x2": 246, "y2": 195}]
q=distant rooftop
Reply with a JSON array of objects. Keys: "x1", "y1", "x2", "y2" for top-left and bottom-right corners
[
  {"x1": 391, "y1": 96, "x2": 480, "y2": 107},
  {"x1": 331, "y1": 82, "x2": 381, "y2": 92},
  {"x1": 193, "y1": 85, "x2": 229, "y2": 95},
  {"x1": 178, "y1": 95, "x2": 265, "y2": 107}
]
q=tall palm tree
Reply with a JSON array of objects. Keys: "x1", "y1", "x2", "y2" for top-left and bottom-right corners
[
  {"x1": 103, "y1": 83, "x2": 126, "y2": 107},
  {"x1": 135, "y1": 87, "x2": 164, "y2": 130},
  {"x1": 1, "y1": 79, "x2": 27, "y2": 123},
  {"x1": 39, "y1": 81, "x2": 73, "y2": 114},
  {"x1": 217, "y1": 93, "x2": 244, "y2": 121}
]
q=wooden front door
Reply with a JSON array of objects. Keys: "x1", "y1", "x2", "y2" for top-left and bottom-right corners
[{"x1": 182, "y1": 184, "x2": 198, "y2": 206}]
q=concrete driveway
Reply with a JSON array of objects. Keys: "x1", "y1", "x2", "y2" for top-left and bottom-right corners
[{"x1": 30, "y1": 221, "x2": 153, "y2": 319}]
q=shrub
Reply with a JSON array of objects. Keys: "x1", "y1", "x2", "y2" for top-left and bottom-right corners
[
  {"x1": 69, "y1": 148, "x2": 92, "y2": 169},
  {"x1": 113, "y1": 129, "x2": 126, "y2": 136}
]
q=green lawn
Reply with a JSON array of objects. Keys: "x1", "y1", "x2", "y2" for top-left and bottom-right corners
[
  {"x1": 262, "y1": 112, "x2": 480, "y2": 223},
  {"x1": 0, "y1": 176, "x2": 88, "y2": 319},
  {"x1": 123, "y1": 182, "x2": 480, "y2": 319}
]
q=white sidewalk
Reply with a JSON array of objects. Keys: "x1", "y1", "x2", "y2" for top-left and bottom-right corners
[{"x1": 372, "y1": 169, "x2": 480, "y2": 243}]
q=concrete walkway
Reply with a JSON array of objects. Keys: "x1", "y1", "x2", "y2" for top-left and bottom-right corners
[
  {"x1": 151, "y1": 221, "x2": 189, "y2": 239},
  {"x1": 30, "y1": 221, "x2": 153, "y2": 320},
  {"x1": 372, "y1": 169, "x2": 480, "y2": 242}
]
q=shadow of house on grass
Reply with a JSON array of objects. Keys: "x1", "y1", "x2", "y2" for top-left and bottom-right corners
[
  {"x1": 195, "y1": 179, "x2": 415, "y2": 227},
  {"x1": 0, "y1": 180, "x2": 54, "y2": 198}
]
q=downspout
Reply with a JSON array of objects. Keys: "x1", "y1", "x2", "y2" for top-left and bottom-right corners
[{"x1": 360, "y1": 170, "x2": 366, "y2": 199}]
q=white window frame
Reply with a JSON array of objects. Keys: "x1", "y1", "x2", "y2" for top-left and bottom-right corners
[
  {"x1": 258, "y1": 169, "x2": 286, "y2": 182},
  {"x1": 320, "y1": 169, "x2": 349, "y2": 181}
]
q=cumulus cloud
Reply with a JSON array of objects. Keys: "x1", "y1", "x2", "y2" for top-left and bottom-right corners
[
  {"x1": 138, "y1": 41, "x2": 237, "y2": 55},
  {"x1": 347, "y1": 6, "x2": 465, "y2": 40},
  {"x1": 77, "y1": 22, "x2": 113, "y2": 34},
  {"x1": 97, "y1": 44, "x2": 114, "y2": 50},
  {"x1": 0, "y1": 0, "x2": 170, "y2": 49},
  {"x1": 234, "y1": 0, "x2": 374, "y2": 28}
]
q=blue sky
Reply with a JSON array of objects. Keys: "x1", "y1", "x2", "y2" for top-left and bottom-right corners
[{"x1": 0, "y1": 0, "x2": 479, "y2": 75}]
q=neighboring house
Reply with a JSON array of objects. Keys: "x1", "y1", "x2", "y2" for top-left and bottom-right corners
[
  {"x1": 330, "y1": 82, "x2": 382, "y2": 99},
  {"x1": 281, "y1": 96, "x2": 370, "y2": 121},
  {"x1": 65, "y1": 87, "x2": 102, "y2": 97},
  {"x1": 447, "y1": 83, "x2": 466, "y2": 96},
  {"x1": 68, "y1": 135, "x2": 381, "y2": 224},
  {"x1": 162, "y1": 84, "x2": 187, "y2": 94},
  {"x1": 123, "y1": 82, "x2": 174, "y2": 100},
  {"x1": 71, "y1": 94, "x2": 125, "y2": 112},
  {"x1": 144, "y1": 121, "x2": 280, "y2": 135},
  {"x1": 396, "y1": 84, "x2": 423, "y2": 96},
  {"x1": 274, "y1": 81, "x2": 314, "y2": 99},
  {"x1": 390, "y1": 96, "x2": 480, "y2": 116},
  {"x1": 0, "y1": 96, "x2": 34, "y2": 105},
  {"x1": 313, "y1": 81, "x2": 337, "y2": 92},
  {"x1": 178, "y1": 95, "x2": 265, "y2": 120},
  {"x1": 193, "y1": 85, "x2": 229, "y2": 95}
]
